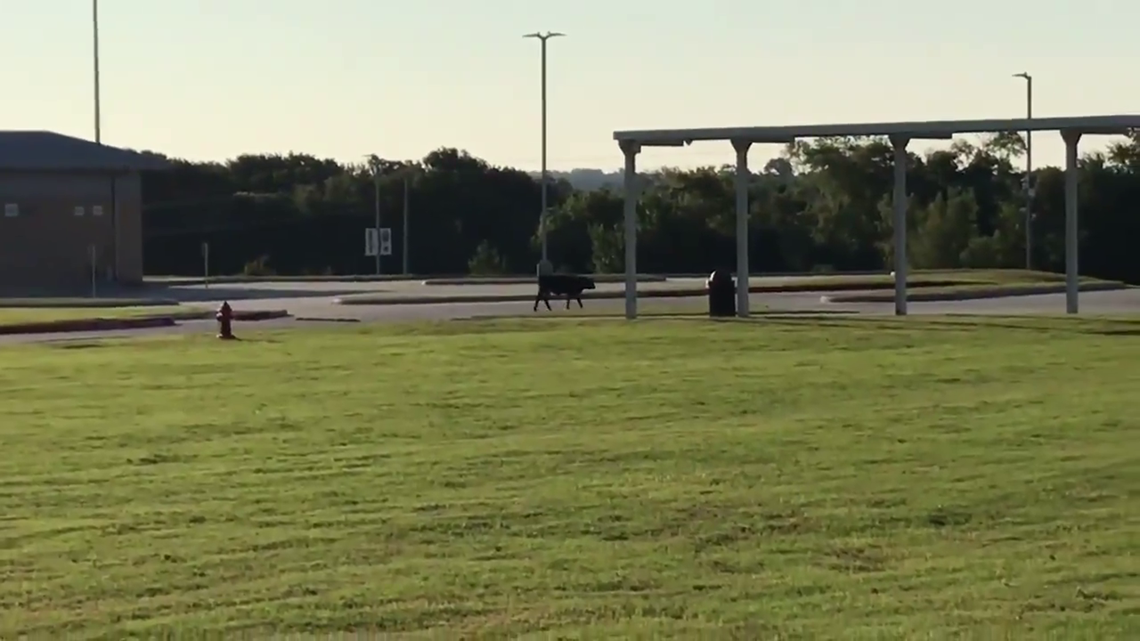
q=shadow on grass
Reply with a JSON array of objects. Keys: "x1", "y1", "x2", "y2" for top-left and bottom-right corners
[
  {"x1": 915, "y1": 316, "x2": 1140, "y2": 337},
  {"x1": 49, "y1": 341, "x2": 107, "y2": 350},
  {"x1": 1083, "y1": 327, "x2": 1140, "y2": 337}
]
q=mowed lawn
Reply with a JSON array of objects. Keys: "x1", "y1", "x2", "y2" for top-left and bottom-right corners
[
  {"x1": 0, "y1": 306, "x2": 191, "y2": 326},
  {"x1": 0, "y1": 316, "x2": 1138, "y2": 639}
]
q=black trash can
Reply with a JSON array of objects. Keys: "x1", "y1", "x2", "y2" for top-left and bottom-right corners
[{"x1": 706, "y1": 270, "x2": 736, "y2": 317}]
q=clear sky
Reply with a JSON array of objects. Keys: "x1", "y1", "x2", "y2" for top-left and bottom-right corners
[{"x1": 2, "y1": 1, "x2": 1137, "y2": 171}]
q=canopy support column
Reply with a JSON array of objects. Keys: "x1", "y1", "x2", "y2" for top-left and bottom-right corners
[
  {"x1": 620, "y1": 140, "x2": 641, "y2": 320},
  {"x1": 1062, "y1": 129, "x2": 1082, "y2": 314},
  {"x1": 890, "y1": 134, "x2": 911, "y2": 316},
  {"x1": 732, "y1": 139, "x2": 752, "y2": 317}
]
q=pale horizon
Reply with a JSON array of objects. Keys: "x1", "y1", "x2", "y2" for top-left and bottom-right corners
[{"x1": 2, "y1": 1, "x2": 1137, "y2": 173}]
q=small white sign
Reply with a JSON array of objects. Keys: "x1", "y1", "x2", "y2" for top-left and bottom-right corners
[
  {"x1": 74, "y1": 206, "x2": 85, "y2": 217},
  {"x1": 379, "y1": 227, "x2": 393, "y2": 256},
  {"x1": 92, "y1": 205, "x2": 104, "y2": 217},
  {"x1": 3, "y1": 203, "x2": 17, "y2": 217},
  {"x1": 365, "y1": 227, "x2": 379, "y2": 257}
]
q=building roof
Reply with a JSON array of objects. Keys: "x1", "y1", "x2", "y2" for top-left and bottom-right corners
[
  {"x1": 614, "y1": 114, "x2": 1140, "y2": 146},
  {"x1": 0, "y1": 130, "x2": 172, "y2": 171}
]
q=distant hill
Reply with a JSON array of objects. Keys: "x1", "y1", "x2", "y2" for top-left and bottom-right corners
[
  {"x1": 529, "y1": 159, "x2": 795, "y2": 191},
  {"x1": 527, "y1": 168, "x2": 623, "y2": 191}
]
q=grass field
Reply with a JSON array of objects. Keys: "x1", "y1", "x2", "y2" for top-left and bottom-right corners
[{"x1": 1, "y1": 316, "x2": 1138, "y2": 639}]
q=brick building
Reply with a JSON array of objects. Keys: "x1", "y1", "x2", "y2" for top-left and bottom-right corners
[{"x1": 0, "y1": 130, "x2": 169, "y2": 292}]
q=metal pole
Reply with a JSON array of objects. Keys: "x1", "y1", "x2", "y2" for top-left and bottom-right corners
[
  {"x1": 1063, "y1": 131, "x2": 1081, "y2": 314},
  {"x1": 93, "y1": 0, "x2": 101, "y2": 144},
  {"x1": 524, "y1": 32, "x2": 563, "y2": 264},
  {"x1": 621, "y1": 142, "x2": 639, "y2": 320},
  {"x1": 90, "y1": 245, "x2": 98, "y2": 297},
  {"x1": 1025, "y1": 75, "x2": 1034, "y2": 270},
  {"x1": 110, "y1": 175, "x2": 118, "y2": 279},
  {"x1": 540, "y1": 37, "x2": 548, "y2": 262},
  {"x1": 891, "y1": 135, "x2": 910, "y2": 316},
  {"x1": 373, "y1": 168, "x2": 381, "y2": 275},
  {"x1": 203, "y1": 242, "x2": 210, "y2": 289},
  {"x1": 732, "y1": 140, "x2": 751, "y2": 318},
  {"x1": 402, "y1": 175, "x2": 410, "y2": 275},
  {"x1": 1014, "y1": 72, "x2": 1034, "y2": 269}
]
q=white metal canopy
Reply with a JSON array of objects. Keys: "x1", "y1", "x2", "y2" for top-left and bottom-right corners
[{"x1": 612, "y1": 114, "x2": 1140, "y2": 319}]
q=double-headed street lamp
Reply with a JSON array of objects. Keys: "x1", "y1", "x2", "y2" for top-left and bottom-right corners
[
  {"x1": 523, "y1": 31, "x2": 565, "y2": 266},
  {"x1": 1013, "y1": 72, "x2": 1033, "y2": 270}
]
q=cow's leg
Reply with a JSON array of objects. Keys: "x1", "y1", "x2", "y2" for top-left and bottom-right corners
[{"x1": 576, "y1": 295, "x2": 583, "y2": 308}]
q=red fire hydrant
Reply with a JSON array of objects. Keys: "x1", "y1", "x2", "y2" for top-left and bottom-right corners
[{"x1": 216, "y1": 301, "x2": 235, "y2": 340}]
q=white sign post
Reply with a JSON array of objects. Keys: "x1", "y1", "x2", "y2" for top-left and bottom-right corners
[
  {"x1": 379, "y1": 227, "x2": 393, "y2": 257},
  {"x1": 202, "y1": 242, "x2": 210, "y2": 289},
  {"x1": 89, "y1": 245, "x2": 98, "y2": 298},
  {"x1": 365, "y1": 227, "x2": 379, "y2": 257}
]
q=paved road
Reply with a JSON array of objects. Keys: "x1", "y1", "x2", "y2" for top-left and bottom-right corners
[
  {"x1": 5, "y1": 280, "x2": 1139, "y2": 345},
  {"x1": 128, "y1": 277, "x2": 1140, "y2": 317}
]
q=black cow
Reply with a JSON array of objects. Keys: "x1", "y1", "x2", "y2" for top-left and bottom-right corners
[{"x1": 534, "y1": 274, "x2": 596, "y2": 311}]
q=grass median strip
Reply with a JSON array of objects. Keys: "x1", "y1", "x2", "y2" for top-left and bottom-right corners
[
  {"x1": 0, "y1": 306, "x2": 199, "y2": 327},
  {"x1": 0, "y1": 316, "x2": 1137, "y2": 637},
  {"x1": 0, "y1": 307, "x2": 294, "y2": 331},
  {"x1": 824, "y1": 281, "x2": 1129, "y2": 304}
]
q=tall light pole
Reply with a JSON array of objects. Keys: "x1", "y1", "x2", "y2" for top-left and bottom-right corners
[
  {"x1": 523, "y1": 31, "x2": 565, "y2": 266},
  {"x1": 1013, "y1": 72, "x2": 1033, "y2": 269},
  {"x1": 93, "y1": 0, "x2": 101, "y2": 144},
  {"x1": 402, "y1": 172, "x2": 411, "y2": 275},
  {"x1": 365, "y1": 155, "x2": 381, "y2": 275}
]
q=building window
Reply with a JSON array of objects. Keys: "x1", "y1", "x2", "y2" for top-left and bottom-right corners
[
  {"x1": 3, "y1": 203, "x2": 16, "y2": 217},
  {"x1": 74, "y1": 206, "x2": 85, "y2": 216},
  {"x1": 93, "y1": 205, "x2": 104, "y2": 217}
]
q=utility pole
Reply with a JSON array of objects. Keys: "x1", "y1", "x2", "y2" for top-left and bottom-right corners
[
  {"x1": 373, "y1": 167, "x2": 381, "y2": 275},
  {"x1": 1013, "y1": 72, "x2": 1034, "y2": 270},
  {"x1": 93, "y1": 0, "x2": 101, "y2": 144},
  {"x1": 402, "y1": 174, "x2": 410, "y2": 275},
  {"x1": 367, "y1": 156, "x2": 381, "y2": 275},
  {"x1": 523, "y1": 31, "x2": 565, "y2": 266}
]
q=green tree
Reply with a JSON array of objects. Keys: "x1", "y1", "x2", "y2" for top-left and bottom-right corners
[
  {"x1": 910, "y1": 189, "x2": 979, "y2": 269},
  {"x1": 467, "y1": 240, "x2": 509, "y2": 275},
  {"x1": 136, "y1": 130, "x2": 1140, "y2": 284}
]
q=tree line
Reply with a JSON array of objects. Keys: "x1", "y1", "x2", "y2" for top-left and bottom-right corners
[{"x1": 140, "y1": 131, "x2": 1140, "y2": 283}]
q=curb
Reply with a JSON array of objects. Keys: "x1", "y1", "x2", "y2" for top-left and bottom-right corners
[
  {"x1": 0, "y1": 316, "x2": 178, "y2": 336},
  {"x1": 145, "y1": 269, "x2": 1052, "y2": 285},
  {"x1": 421, "y1": 275, "x2": 667, "y2": 286},
  {"x1": 166, "y1": 309, "x2": 293, "y2": 322},
  {"x1": 820, "y1": 282, "x2": 1128, "y2": 304},
  {"x1": 293, "y1": 317, "x2": 362, "y2": 323},
  {"x1": 0, "y1": 298, "x2": 183, "y2": 309},
  {"x1": 0, "y1": 309, "x2": 291, "y2": 336},
  {"x1": 144, "y1": 275, "x2": 428, "y2": 285},
  {"x1": 147, "y1": 274, "x2": 670, "y2": 285},
  {"x1": 232, "y1": 309, "x2": 292, "y2": 322}
]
